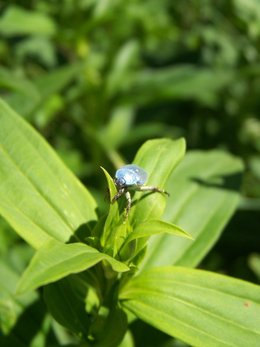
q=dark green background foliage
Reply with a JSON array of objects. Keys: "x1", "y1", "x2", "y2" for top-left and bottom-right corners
[{"x1": 0, "y1": 1, "x2": 260, "y2": 346}]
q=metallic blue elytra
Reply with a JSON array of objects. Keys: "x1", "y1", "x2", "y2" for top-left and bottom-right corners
[{"x1": 114, "y1": 164, "x2": 147, "y2": 188}]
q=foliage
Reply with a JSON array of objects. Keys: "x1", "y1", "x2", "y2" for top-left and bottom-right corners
[
  {"x1": 0, "y1": 101, "x2": 259, "y2": 347},
  {"x1": 0, "y1": 1, "x2": 260, "y2": 346}
]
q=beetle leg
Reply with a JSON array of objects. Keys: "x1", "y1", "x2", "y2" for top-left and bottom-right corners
[
  {"x1": 137, "y1": 185, "x2": 170, "y2": 196},
  {"x1": 111, "y1": 187, "x2": 125, "y2": 203},
  {"x1": 125, "y1": 191, "x2": 132, "y2": 217}
]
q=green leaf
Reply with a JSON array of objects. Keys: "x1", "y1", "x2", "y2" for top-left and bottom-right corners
[
  {"x1": 125, "y1": 65, "x2": 234, "y2": 107},
  {"x1": 93, "y1": 306, "x2": 128, "y2": 347},
  {"x1": 125, "y1": 220, "x2": 191, "y2": 244},
  {"x1": 98, "y1": 106, "x2": 135, "y2": 150},
  {"x1": 0, "y1": 257, "x2": 51, "y2": 347},
  {"x1": 120, "y1": 266, "x2": 260, "y2": 347},
  {"x1": 118, "y1": 331, "x2": 135, "y2": 347},
  {"x1": 0, "y1": 67, "x2": 39, "y2": 99},
  {"x1": 0, "y1": 99, "x2": 97, "y2": 249},
  {"x1": 43, "y1": 275, "x2": 92, "y2": 337},
  {"x1": 17, "y1": 239, "x2": 129, "y2": 293},
  {"x1": 100, "y1": 167, "x2": 128, "y2": 255},
  {"x1": 142, "y1": 150, "x2": 243, "y2": 269},
  {"x1": 6, "y1": 63, "x2": 83, "y2": 117},
  {"x1": 105, "y1": 40, "x2": 139, "y2": 97},
  {"x1": 44, "y1": 276, "x2": 128, "y2": 344},
  {"x1": 16, "y1": 36, "x2": 57, "y2": 68},
  {"x1": 119, "y1": 220, "x2": 191, "y2": 264},
  {"x1": 0, "y1": 260, "x2": 38, "y2": 334},
  {"x1": 34, "y1": 63, "x2": 84, "y2": 101},
  {"x1": 0, "y1": 6, "x2": 56, "y2": 36},
  {"x1": 130, "y1": 138, "x2": 186, "y2": 225},
  {"x1": 249, "y1": 253, "x2": 260, "y2": 279}
]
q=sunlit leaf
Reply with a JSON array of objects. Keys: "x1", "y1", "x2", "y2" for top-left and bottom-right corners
[
  {"x1": 0, "y1": 99, "x2": 97, "y2": 249},
  {"x1": 125, "y1": 220, "x2": 191, "y2": 244},
  {"x1": 131, "y1": 138, "x2": 186, "y2": 225},
  {"x1": 142, "y1": 150, "x2": 243, "y2": 269},
  {"x1": 120, "y1": 266, "x2": 260, "y2": 347},
  {"x1": 100, "y1": 167, "x2": 128, "y2": 255},
  {"x1": 17, "y1": 239, "x2": 129, "y2": 294}
]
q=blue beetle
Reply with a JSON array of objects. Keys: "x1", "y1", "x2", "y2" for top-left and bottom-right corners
[{"x1": 111, "y1": 164, "x2": 169, "y2": 216}]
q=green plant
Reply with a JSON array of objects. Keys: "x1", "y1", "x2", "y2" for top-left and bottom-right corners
[{"x1": 0, "y1": 98, "x2": 259, "y2": 347}]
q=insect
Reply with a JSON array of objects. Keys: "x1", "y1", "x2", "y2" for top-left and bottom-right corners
[{"x1": 111, "y1": 164, "x2": 169, "y2": 217}]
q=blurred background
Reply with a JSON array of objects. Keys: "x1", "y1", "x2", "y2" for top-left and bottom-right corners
[{"x1": 0, "y1": 0, "x2": 260, "y2": 345}]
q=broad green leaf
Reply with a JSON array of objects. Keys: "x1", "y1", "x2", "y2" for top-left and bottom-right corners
[
  {"x1": 17, "y1": 239, "x2": 129, "y2": 293},
  {"x1": 142, "y1": 150, "x2": 243, "y2": 269},
  {"x1": 120, "y1": 266, "x2": 260, "y2": 347},
  {"x1": 125, "y1": 220, "x2": 191, "y2": 244},
  {"x1": 0, "y1": 99, "x2": 97, "y2": 249},
  {"x1": 0, "y1": 6, "x2": 56, "y2": 36},
  {"x1": 130, "y1": 138, "x2": 186, "y2": 225},
  {"x1": 119, "y1": 220, "x2": 191, "y2": 264}
]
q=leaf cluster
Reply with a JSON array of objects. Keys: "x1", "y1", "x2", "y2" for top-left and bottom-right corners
[{"x1": 1, "y1": 101, "x2": 259, "y2": 347}]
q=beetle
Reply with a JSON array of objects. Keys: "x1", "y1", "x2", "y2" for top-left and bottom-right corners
[{"x1": 111, "y1": 164, "x2": 169, "y2": 217}]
